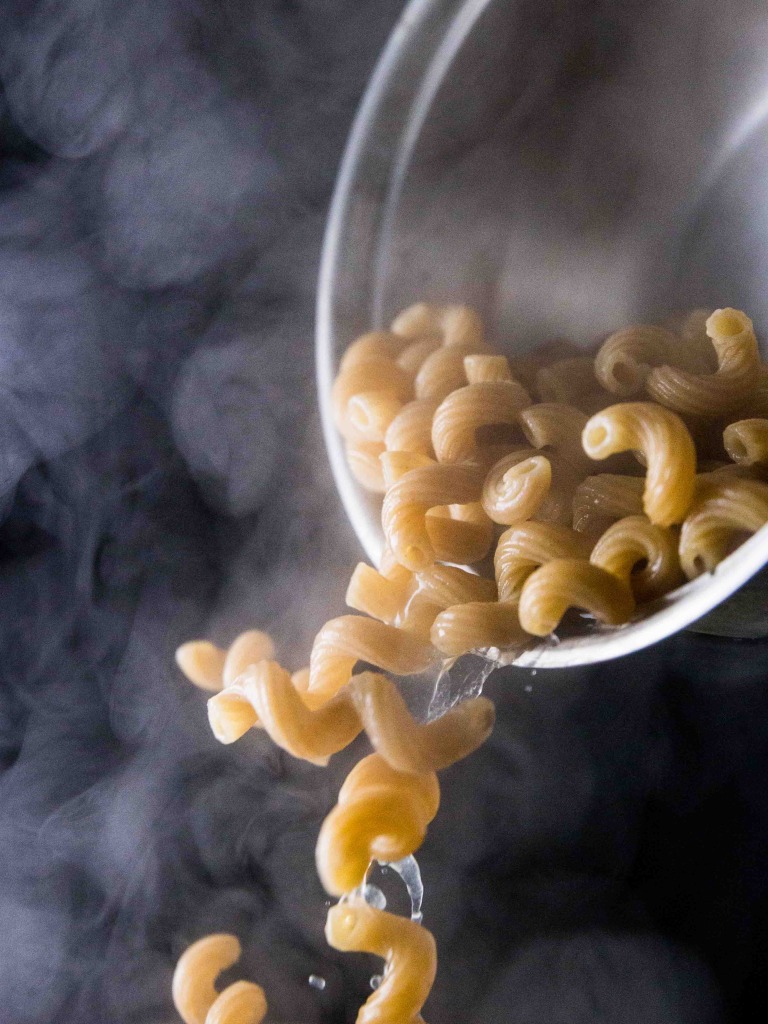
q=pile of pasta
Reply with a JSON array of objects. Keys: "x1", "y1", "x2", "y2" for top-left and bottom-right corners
[
  {"x1": 173, "y1": 628, "x2": 495, "y2": 1024},
  {"x1": 336, "y1": 302, "x2": 768, "y2": 651},
  {"x1": 171, "y1": 301, "x2": 768, "y2": 1024}
]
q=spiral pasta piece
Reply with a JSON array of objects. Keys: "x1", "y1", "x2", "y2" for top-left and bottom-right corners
[
  {"x1": 518, "y1": 559, "x2": 635, "y2": 636},
  {"x1": 396, "y1": 337, "x2": 444, "y2": 376},
  {"x1": 385, "y1": 398, "x2": 440, "y2": 455},
  {"x1": 430, "y1": 523, "x2": 591, "y2": 655},
  {"x1": 594, "y1": 324, "x2": 677, "y2": 396},
  {"x1": 173, "y1": 935, "x2": 267, "y2": 1024},
  {"x1": 309, "y1": 615, "x2": 435, "y2": 700},
  {"x1": 208, "y1": 664, "x2": 494, "y2": 773},
  {"x1": 391, "y1": 302, "x2": 484, "y2": 348},
  {"x1": 346, "y1": 440, "x2": 388, "y2": 493},
  {"x1": 571, "y1": 473, "x2": 645, "y2": 536},
  {"x1": 340, "y1": 331, "x2": 411, "y2": 371},
  {"x1": 646, "y1": 308, "x2": 760, "y2": 417},
  {"x1": 414, "y1": 342, "x2": 492, "y2": 402},
  {"x1": 679, "y1": 477, "x2": 768, "y2": 578},
  {"x1": 464, "y1": 354, "x2": 514, "y2": 384},
  {"x1": 326, "y1": 902, "x2": 436, "y2": 1024},
  {"x1": 589, "y1": 515, "x2": 683, "y2": 602},
  {"x1": 518, "y1": 402, "x2": 591, "y2": 470},
  {"x1": 333, "y1": 356, "x2": 413, "y2": 441},
  {"x1": 381, "y1": 461, "x2": 486, "y2": 571},
  {"x1": 176, "y1": 631, "x2": 275, "y2": 692},
  {"x1": 481, "y1": 451, "x2": 552, "y2": 525},
  {"x1": 431, "y1": 380, "x2": 532, "y2": 464},
  {"x1": 316, "y1": 753, "x2": 439, "y2": 896},
  {"x1": 424, "y1": 502, "x2": 495, "y2": 565},
  {"x1": 582, "y1": 403, "x2": 696, "y2": 527},
  {"x1": 723, "y1": 418, "x2": 768, "y2": 467}
]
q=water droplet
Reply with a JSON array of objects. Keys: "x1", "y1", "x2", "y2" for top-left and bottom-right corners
[
  {"x1": 385, "y1": 855, "x2": 424, "y2": 922},
  {"x1": 370, "y1": 975, "x2": 383, "y2": 990},
  {"x1": 324, "y1": 900, "x2": 331, "y2": 907},
  {"x1": 524, "y1": 684, "x2": 532, "y2": 693},
  {"x1": 309, "y1": 975, "x2": 326, "y2": 990},
  {"x1": 531, "y1": 669, "x2": 537, "y2": 676}
]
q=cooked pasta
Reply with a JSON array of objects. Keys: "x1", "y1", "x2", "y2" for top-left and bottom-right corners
[
  {"x1": 572, "y1": 473, "x2": 645, "y2": 536},
  {"x1": 679, "y1": 476, "x2": 768, "y2": 578},
  {"x1": 582, "y1": 403, "x2": 696, "y2": 527},
  {"x1": 481, "y1": 451, "x2": 552, "y2": 525},
  {"x1": 391, "y1": 301, "x2": 484, "y2": 348},
  {"x1": 464, "y1": 353, "x2": 514, "y2": 383},
  {"x1": 325, "y1": 901, "x2": 436, "y2": 1024},
  {"x1": 594, "y1": 324, "x2": 677, "y2": 397},
  {"x1": 315, "y1": 752, "x2": 439, "y2": 896},
  {"x1": 423, "y1": 502, "x2": 495, "y2": 565},
  {"x1": 431, "y1": 379, "x2": 532, "y2": 463},
  {"x1": 208, "y1": 662, "x2": 494, "y2": 773},
  {"x1": 173, "y1": 935, "x2": 267, "y2": 1024},
  {"x1": 396, "y1": 337, "x2": 444, "y2": 376},
  {"x1": 589, "y1": 515, "x2": 683, "y2": 602},
  {"x1": 518, "y1": 402, "x2": 590, "y2": 470},
  {"x1": 430, "y1": 523, "x2": 591, "y2": 656},
  {"x1": 381, "y1": 460, "x2": 487, "y2": 571},
  {"x1": 646, "y1": 307, "x2": 761, "y2": 417},
  {"x1": 348, "y1": 390, "x2": 408, "y2": 444},
  {"x1": 340, "y1": 331, "x2": 411, "y2": 372},
  {"x1": 308, "y1": 615, "x2": 435, "y2": 701},
  {"x1": 175, "y1": 631, "x2": 275, "y2": 692},
  {"x1": 347, "y1": 440, "x2": 388, "y2": 494},
  {"x1": 723, "y1": 418, "x2": 768, "y2": 467},
  {"x1": 518, "y1": 558, "x2": 635, "y2": 636},
  {"x1": 384, "y1": 398, "x2": 440, "y2": 455},
  {"x1": 414, "y1": 341, "x2": 492, "y2": 402},
  {"x1": 333, "y1": 356, "x2": 413, "y2": 441}
]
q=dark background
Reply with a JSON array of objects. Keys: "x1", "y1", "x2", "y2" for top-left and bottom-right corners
[{"x1": 0, "y1": 2, "x2": 767, "y2": 1021}]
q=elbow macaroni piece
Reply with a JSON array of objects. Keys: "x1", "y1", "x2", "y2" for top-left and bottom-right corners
[
  {"x1": 646, "y1": 308, "x2": 761, "y2": 417},
  {"x1": 589, "y1": 515, "x2": 683, "y2": 602},
  {"x1": 316, "y1": 753, "x2": 439, "y2": 896},
  {"x1": 518, "y1": 558, "x2": 635, "y2": 636},
  {"x1": 332, "y1": 356, "x2": 413, "y2": 441},
  {"x1": 326, "y1": 901, "x2": 436, "y2": 1024},
  {"x1": 173, "y1": 935, "x2": 267, "y2": 1024},
  {"x1": 582, "y1": 403, "x2": 696, "y2": 527},
  {"x1": 723, "y1": 418, "x2": 768, "y2": 467}
]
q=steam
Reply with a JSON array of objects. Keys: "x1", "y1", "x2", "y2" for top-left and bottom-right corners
[{"x1": 0, "y1": 2, "x2": 764, "y2": 1023}]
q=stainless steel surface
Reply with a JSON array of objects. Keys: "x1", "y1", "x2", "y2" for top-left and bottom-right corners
[{"x1": 317, "y1": 0, "x2": 768, "y2": 665}]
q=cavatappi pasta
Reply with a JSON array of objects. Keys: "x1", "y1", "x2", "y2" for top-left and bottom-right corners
[
  {"x1": 173, "y1": 934, "x2": 267, "y2": 1024},
  {"x1": 173, "y1": 302, "x2": 768, "y2": 1024}
]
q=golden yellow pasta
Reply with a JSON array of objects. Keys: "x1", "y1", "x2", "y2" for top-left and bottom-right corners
[
  {"x1": 396, "y1": 336, "x2": 444, "y2": 376},
  {"x1": 589, "y1": 515, "x2": 683, "y2": 603},
  {"x1": 518, "y1": 559, "x2": 635, "y2": 636},
  {"x1": 481, "y1": 451, "x2": 552, "y2": 525},
  {"x1": 348, "y1": 390, "x2": 408, "y2": 444},
  {"x1": 679, "y1": 477, "x2": 768, "y2": 578},
  {"x1": 175, "y1": 631, "x2": 275, "y2": 692},
  {"x1": 463, "y1": 353, "x2": 514, "y2": 383},
  {"x1": 571, "y1": 473, "x2": 645, "y2": 536},
  {"x1": 339, "y1": 331, "x2": 411, "y2": 372},
  {"x1": 381, "y1": 460, "x2": 486, "y2": 571},
  {"x1": 646, "y1": 307, "x2": 761, "y2": 417},
  {"x1": 594, "y1": 324, "x2": 676, "y2": 397},
  {"x1": 423, "y1": 502, "x2": 495, "y2": 565},
  {"x1": 582, "y1": 402, "x2": 696, "y2": 527},
  {"x1": 673, "y1": 308, "x2": 719, "y2": 373},
  {"x1": 723, "y1": 418, "x2": 768, "y2": 467},
  {"x1": 347, "y1": 440, "x2": 388, "y2": 494},
  {"x1": 384, "y1": 398, "x2": 440, "y2": 455},
  {"x1": 172, "y1": 935, "x2": 267, "y2": 1024},
  {"x1": 391, "y1": 301, "x2": 484, "y2": 348},
  {"x1": 207, "y1": 663, "x2": 494, "y2": 773},
  {"x1": 309, "y1": 615, "x2": 435, "y2": 701},
  {"x1": 315, "y1": 753, "x2": 439, "y2": 896},
  {"x1": 325, "y1": 901, "x2": 436, "y2": 1024},
  {"x1": 332, "y1": 356, "x2": 413, "y2": 441},
  {"x1": 414, "y1": 341, "x2": 492, "y2": 402},
  {"x1": 430, "y1": 522, "x2": 591, "y2": 656},
  {"x1": 518, "y1": 402, "x2": 590, "y2": 470},
  {"x1": 431, "y1": 379, "x2": 531, "y2": 463}
]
